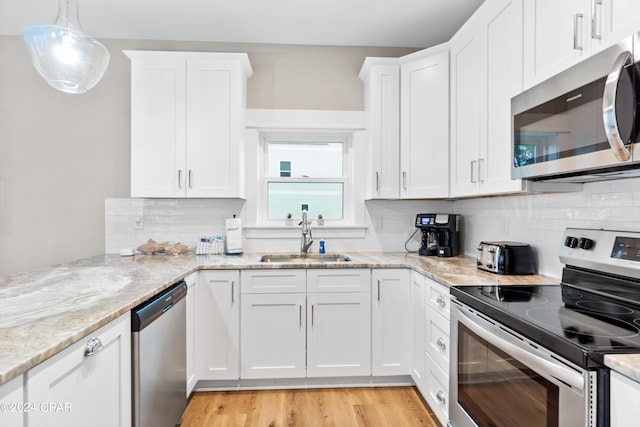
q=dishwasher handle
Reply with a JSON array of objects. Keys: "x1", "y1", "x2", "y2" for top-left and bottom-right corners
[{"x1": 132, "y1": 280, "x2": 188, "y2": 331}]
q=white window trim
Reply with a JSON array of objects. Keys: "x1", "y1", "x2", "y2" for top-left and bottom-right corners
[
  {"x1": 260, "y1": 130, "x2": 352, "y2": 226},
  {"x1": 244, "y1": 109, "x2": 367, "y2": 239}
]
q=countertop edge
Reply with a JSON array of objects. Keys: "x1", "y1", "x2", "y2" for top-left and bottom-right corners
[{"x1": 0, "y1": 252, "x2": 554, "y2": 386}]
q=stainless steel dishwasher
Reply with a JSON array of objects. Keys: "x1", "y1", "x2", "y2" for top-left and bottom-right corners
[{"x1": 132, "y1": 280, "x2": 188, "y2": 427}]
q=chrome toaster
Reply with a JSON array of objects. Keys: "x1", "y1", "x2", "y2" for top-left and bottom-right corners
[{"x1": 476, "y1": 241, "x2": 536, "y2": 275}]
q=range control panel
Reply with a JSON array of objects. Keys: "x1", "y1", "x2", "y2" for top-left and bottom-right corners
[{"x1": 559, "y1": 228, "x2": 640, "y2": 279}]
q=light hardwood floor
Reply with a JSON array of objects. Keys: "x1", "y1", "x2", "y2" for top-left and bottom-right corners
[{"x1": 181, "y1": 386, "x2": 439, "y2": 427}]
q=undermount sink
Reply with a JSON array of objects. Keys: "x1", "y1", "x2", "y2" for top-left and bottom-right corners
[{"x1": 260, "y1": 254, "x2": 352, "y2": 263}]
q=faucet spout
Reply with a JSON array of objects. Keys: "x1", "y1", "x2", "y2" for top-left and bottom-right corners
[{"x1": 300, "y1": 210, "x2": 313, "y2": 255}]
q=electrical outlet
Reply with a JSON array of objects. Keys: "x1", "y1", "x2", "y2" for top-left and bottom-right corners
[{"x1": 134, "y1": 211, "x2": 144, "y2": 230}]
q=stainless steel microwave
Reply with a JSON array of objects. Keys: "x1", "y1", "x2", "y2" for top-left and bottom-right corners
[{"x1": 511, "y1": 34, "x2": 640, "y2": 182}]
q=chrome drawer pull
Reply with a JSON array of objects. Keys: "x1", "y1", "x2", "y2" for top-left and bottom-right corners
[
  {"x1": 84, "y1": 337, "x2": 103, "y2": 357},
  {"x1": 436, "y1": 390, "x2": 446, "y2": 405},
  {"x1": 436, "y1": 295, "x2": 447, "y2": 308},
  {"x1": 436, "y1": 337, "x2": 447, "y2": 351}
]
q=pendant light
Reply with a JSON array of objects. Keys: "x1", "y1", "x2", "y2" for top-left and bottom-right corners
[{"x1": 22, "y1": 0, "x2": 110, "y2": 94}]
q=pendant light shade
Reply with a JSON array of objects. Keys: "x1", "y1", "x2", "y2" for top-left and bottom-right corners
[{"x1": 22, "y1": 0, "x2": 110, "y2": 94}]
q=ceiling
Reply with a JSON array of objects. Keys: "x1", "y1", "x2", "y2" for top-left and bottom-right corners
[{"x1": 0, "y1": 0, "x2": 485, "y2": 48}]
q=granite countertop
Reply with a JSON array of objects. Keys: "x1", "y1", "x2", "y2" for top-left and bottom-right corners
[{"x1": 0, "y1": 251, "x2": 589, "y2": 387}]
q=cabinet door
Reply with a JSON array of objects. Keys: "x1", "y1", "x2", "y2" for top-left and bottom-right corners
[
  {"x1": 400, "y1": 49, "x2": 450, "y2": 199},
  {"x1": 359, "y1": 58, "x2": 400, "y2": 199},
  {"x1": 307, "y1": 292, "x2": 371, "y2": 377},
  {"x1": 410, "y1": 271, "x2": 426, "y2": 396},
  {"x1": 185, "y1": 59, "x2": 246, "y2": 198},
  {"x1": 599, "y1": 0, "x2": 640, "y2": 49},
  {"x1": 0, "y1": 375, "x2": 24, "y2": 427},
  {"x1": 241, "y1": 293, "x2": 306, "y2": 379},
  {"x1": 481, "y1": 0, "x2": 525, "y2": 195},
  {"x1": 610, "y1": 371, "x2": 640, "y2": 427},
  {"x1": 129, "y1": 54, "x2": 186, "y2": 198},
  {"x1": 424, "y1": 353, "x2": 449, "y2": 427},
  {"x1": 450, "y1": 19, "x2": 482, "y2": 198},
  {"x1": 185, "y1": 273, "x2": 198, "y2": 395},
  {"x1": 195, "y1": 270, "x2": 240, "y2": 381},
  {"x1": 372, "y1": 269, "x2": 411, "y2": 376},
  {"x1": 27, "y1": 313, "x2": 131, "y2": 427},
  {"x1": 523, "y1": 0, "x2": 590, "y2": 88}
]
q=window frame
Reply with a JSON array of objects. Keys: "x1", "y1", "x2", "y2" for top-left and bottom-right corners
[{"x1": 258, "y1": 130, "x2": 354, "y2": 226}]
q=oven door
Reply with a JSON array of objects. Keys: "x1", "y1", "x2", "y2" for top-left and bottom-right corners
[{"x1": 449, "y1": 300, "x2": 595, "y2": 427}]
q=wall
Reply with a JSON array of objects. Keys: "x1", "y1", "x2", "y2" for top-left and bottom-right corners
[
  {"x1": 106, "y1": 176, "x2": 640, "y2": 280},
  {"x1": 0, "y1": 35, "x2": 416, "y2": 275},
  {"x1": 455, "y1": 177, "x2": 640, "y2": 278}
]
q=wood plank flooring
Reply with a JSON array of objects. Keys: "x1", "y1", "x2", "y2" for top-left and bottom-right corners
[{"x1": 181, "y1": 386, "x2": 439, "y2": 427}]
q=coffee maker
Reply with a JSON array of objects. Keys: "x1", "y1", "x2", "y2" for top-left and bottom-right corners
[{"x1": 415, "y1": 213, "x2": 460, "y2": 257}]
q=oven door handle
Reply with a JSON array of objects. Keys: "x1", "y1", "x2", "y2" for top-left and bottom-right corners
[{"x1": 453, "y1": 304, "x2": 584, "y2": 391}]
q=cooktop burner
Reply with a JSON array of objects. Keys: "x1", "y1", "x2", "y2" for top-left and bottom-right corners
[{"x1": 451, "y1": 283, "x2": 640, "y2": 368}]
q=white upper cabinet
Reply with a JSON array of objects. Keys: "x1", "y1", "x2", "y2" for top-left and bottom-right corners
[
  {"x1": 126, "y1": 51, "x2": 252, "y2": 198},
  {"x1": 450, "y1": 0, "x2": 524, "y2": 197},
  {"x1": 359, "y1": 58, "x2": 401, "y2": 199},
  {"x1": 399, "y1": 46, "x2": 450, "y2": 199},
  {"x1": 523, "y1": 0, "x2": 640, "y2": 89}
]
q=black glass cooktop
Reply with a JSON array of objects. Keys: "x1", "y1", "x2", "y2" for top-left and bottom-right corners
[{"x1": 451, "y1": 283, "x2": 640, "y2": 368}]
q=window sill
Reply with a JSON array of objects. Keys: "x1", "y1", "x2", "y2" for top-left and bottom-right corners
[{"x1": 244, "y1": 225, "x2": 367, "y2": 239}]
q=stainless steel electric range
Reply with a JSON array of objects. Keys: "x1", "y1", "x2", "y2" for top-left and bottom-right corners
[{"x1": 449, "y1": 228, "x2": 640, "y2": 427}]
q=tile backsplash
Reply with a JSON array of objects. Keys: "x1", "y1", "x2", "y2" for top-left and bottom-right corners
[{"x1": 105, "y1": 177, "x2": 640, "y2": 279}]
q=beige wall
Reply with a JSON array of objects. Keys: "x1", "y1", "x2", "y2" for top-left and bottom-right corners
[{"x1": 0, "y1": 36, "x2": 416, "y2": 275}]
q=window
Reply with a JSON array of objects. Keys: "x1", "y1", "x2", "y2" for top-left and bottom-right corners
[{"x1": 261, "y1": 132, "x2": 351, "y2": 224}]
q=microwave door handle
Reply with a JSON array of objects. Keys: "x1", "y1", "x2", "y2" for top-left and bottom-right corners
[
  {"x1": 452, "y1": 304, "x2": 585, "y2": 391},
  {"x1": 603, "y1": 50, "x2": 633, "y2": 161}
]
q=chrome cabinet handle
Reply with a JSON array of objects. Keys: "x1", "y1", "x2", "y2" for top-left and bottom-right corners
[
  {"x1": 299, "y1": 305, "x2": 302, "y2": 326},
  {"x1": 436, "y1": 390, "x2": 446, "y2": 405},
  {"x1": 436, "y1": 337, "x2": 447, "y2": 351},
  {"x1": 436, "y1": 295, "x2": 447, "y2": 308},
  {"x1": 402, "y1": 171, "x2": 407, "y2": 190},
  {"x1": 573, "y1": 13, "x2": 584, "y2": 50},
  {"x1": 377, "y1": 280, "x2": 381, "y2": 301},
  {"x1": 188, "y1": 170, "x2": 193, "y2": 189},
  {"x1": 603, "y1": 51, "x2": 633, "y2": 161},
  {"x1": 375, "y1": 171, "x2": 379, "y2": 191},
  {"x1": 591, "y1": 0, "x2": 603, "y2": 40},
  {"x1": 84, "y1": 337, "x2": 103, "y2": 357},
  {"x1": 470, "y1": 160, "x2": 477, "y2": 183},
  {"x1": 231, "y1": 281, "x2": 235, "y2": 303},
  {"x1": 177, "y1": 170, "x2": 183, "y2": 189}
]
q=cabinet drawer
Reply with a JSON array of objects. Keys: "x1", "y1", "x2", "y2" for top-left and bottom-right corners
[
  {"x1": 307, "y1": 269, "x2": 371, "y2": 293},
  {"x1": 424, "y1": 352, "x2": 449, "y2": 427},
  {"x1": 426, "y1": 279, "x2": 450, "y2": 319},
  {"x1": 426, "y1": 309, "x2": 450, "y2": 373},
  {"x1": 240, "y1": 269, "x2": 306, "y2": 294}
]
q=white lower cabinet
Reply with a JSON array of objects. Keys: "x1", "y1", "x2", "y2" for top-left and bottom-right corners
[
  {"x1": 307, "y1": 292, "x2": 371, "y2": 377},
  {"x1": 185, "y1": 273, "x2": 198, "y2": 395},
  {"x1": 0, "y1": 375, "x2": 24, "y2": 427},
  {"x1": 195, "y1": 270, "x2": 240, "y2": 381},
  {"x1": 372, "y1": 269, "x2": 411, "y2": 376},
  {"x1": 424, "y1": 277, "x2": 450, "y2": 427},
  {"x1": 241, "y1": 293, "x2": 307, "y2": 379},
  {"x1": 26, "y1": 313, "x2": 131, "y2": 427},
  {"x1": 240, "y1": 269, "x2": 371, "y2": 379},
  {"x1": 610, "y1": 371, "x2": 640, "y2": 427},
  {"x1": 240, "y1": 269, "x2": 307, "y2": 379},
  {"x1": 424, "y1": 353, "x2": 449, "y2": 426},
  {"x1": 410, "y1": 271, "x2": 426, "y2": 396}
]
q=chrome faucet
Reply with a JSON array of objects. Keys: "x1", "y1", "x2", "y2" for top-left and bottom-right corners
[{"x1": 299, "y1": 210, "x2": 314, "y2": 255}]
